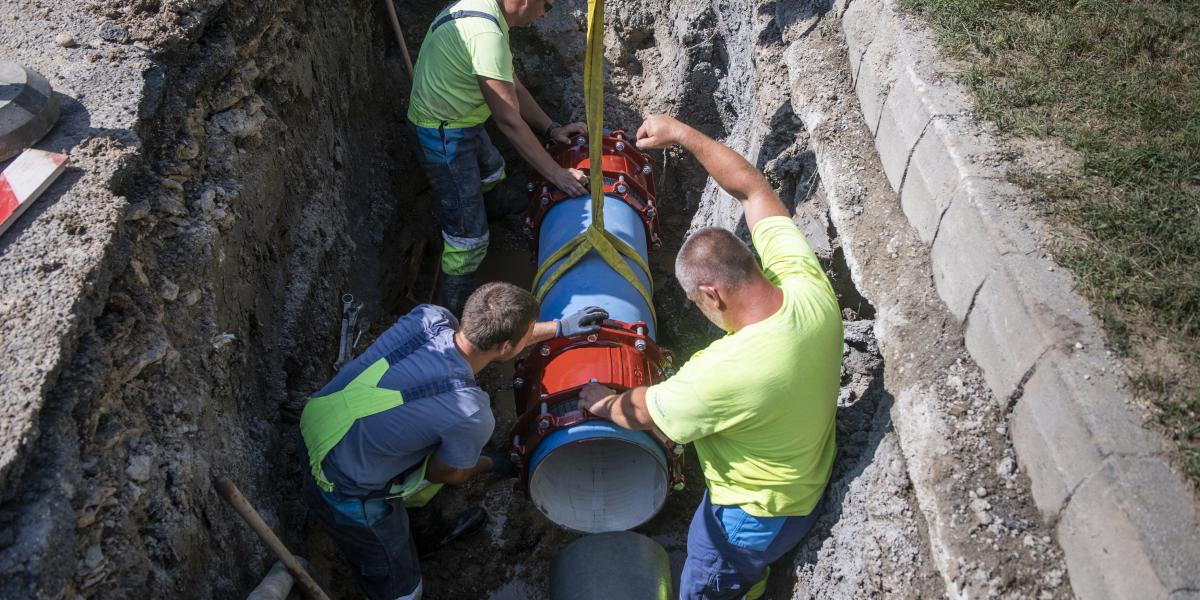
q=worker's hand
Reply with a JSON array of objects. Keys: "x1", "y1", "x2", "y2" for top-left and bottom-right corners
[
  {"x1": 548, "y1": 167, "x2": 589, "y2": 197},
  {"x1": 557, "y1": 306, "x2": 609, "y2": 338},
  {"x1": 551, "y1": 122, "x2": 588, "y2": 144},
  {"x1": 578, "y1": 382, "x2": 616, "y2": 415},
  {"x1": 635, "y1": 114, "x2": 687, "y2": 150}
]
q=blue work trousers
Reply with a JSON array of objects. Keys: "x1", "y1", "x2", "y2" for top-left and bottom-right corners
[
  {"x1": 303, "y1": 474, "x2": 423, "y2": 600},
  {"x1": 679, "y1": 491, "x2": 820, "y2": 600},
  {"x1": 411, "y1": 123, "x2": 506, "y2": 275}
]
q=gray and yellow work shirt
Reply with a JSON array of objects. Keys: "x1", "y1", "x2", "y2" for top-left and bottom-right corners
[{"x1": 306, "y1": 305, "x2": 494, "y2": 498}]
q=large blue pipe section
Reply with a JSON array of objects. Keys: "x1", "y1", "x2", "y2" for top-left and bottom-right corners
[
  {"x1": 536, "y1": 194, "x2": 656, "y2": 338},
  {"x1": 526, "y1": 193, "x2": 670, "y2": 533}
]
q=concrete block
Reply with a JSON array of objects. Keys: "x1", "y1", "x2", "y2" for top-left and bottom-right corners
[
  {"x1": 1011, "y1": 349, "x2": 1162, "y2": 519},
  {"x1": 964, "y1": 253, "x2": 1083, "y2": 403},
  {"x1": 851, "y1": 17, "x2": 897, "y2": 137},
  {"x1": 1058, "y1": 457, "x2": 1200, "y2": 600},
  {"x1": 901, "y1": 116, "x2": 1006, "y2": 244},
  {"x1": 875, "y1": 66, "x2": 933, "y2": 190},
  {"x1": 929, "y1": 178, "x2": 1039, "y2": 320},
  {"x1": 842, "y1": 0, "x2": 883, "y2": 79}
]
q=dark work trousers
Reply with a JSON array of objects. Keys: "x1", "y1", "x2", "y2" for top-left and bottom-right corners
[
  {"x1": 678, "y1": 491, "x2": 821, "y2": 600},
  {"x1": 303, "y1": 474, "x2": 423, "y2": 600}
]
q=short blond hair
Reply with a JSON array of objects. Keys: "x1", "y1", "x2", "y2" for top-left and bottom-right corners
[{"x1": 675, "y1": 228, "x2": 762, "y2": 293}]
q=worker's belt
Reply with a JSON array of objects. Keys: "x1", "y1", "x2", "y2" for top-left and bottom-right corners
[{"x1": 319, "y1": 454, "x2": 439, "y2": 527}]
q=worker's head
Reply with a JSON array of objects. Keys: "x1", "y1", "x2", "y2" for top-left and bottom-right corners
[
  {"x1": 675, "y1": 227, "x2": 764, "y2": 332},
  {"x1": 460, "y1": 281, "x2": 540, "y2": 361},
  {"x1": 500, "y1": 0, "x2": 554, "y2": 27}
]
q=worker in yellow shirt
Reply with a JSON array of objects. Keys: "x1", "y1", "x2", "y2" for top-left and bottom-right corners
[
  {"x1": 579, "y1": 114, "x2": 843, "y2": 600},
  {"x1": 408, "y1": 0, "x2": 590, "y2": 315}
]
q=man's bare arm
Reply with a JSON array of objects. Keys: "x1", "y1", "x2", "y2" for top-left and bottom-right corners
[
  {"x1": 578, "y1": 383, "x2": 668, "y2": 439},
  {"x1": 479, "y1": 77, "x2": 588, "y2": 196},
  {"x1": 636, "y1": 114, "x2": 788, "y2": 231}
]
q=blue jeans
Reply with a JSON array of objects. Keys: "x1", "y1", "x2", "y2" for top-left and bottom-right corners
[
  {"x1": 411, "y1": 123, "x2": 506, "y2": 276},
  {"x1": 679, "y1": 491, "x2": 820, "y2": 600},
  {"x1": 303, "y1": 474, "x2": 422, "y2": 600}
]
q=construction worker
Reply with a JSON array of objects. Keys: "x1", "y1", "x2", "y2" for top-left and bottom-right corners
[
  {"x1": 578, "y1": 115, "x2": 843, "y2": 600},
  {"x1": 301, "y1": 282, "x2": 606, "y2": 600},
  {"x1": 408, "y1": 0, "x2": 590, "y2": 316}
]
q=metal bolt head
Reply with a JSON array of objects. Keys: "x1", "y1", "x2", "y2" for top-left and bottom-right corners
[
  {"x1": 615, "y1": 184, "x2": 628, "y2": 195},
  {"x1": 673, "y1": 482, "x2": 685, "y2": 491},
  {"x1": 538, "y1": 417, "x2": 551, "y2": 431},
  {"x1": 673, "y1": 445, "x2": 685, "y2": 456},
  {"x1": 539, "y1": 344, "x2": 551, "y2": 356},
  {"x1": 634, "y1": 339, "x2": 647, "y2": 352},
  {"x1": 526, "y1": 182, "x2": 535, "y2": 192},
  {"x1": 509, "y1": 451, "x2": 522, "y2": 464},
  {"x1": 513, "y1": 377, "x2": 525, "y2": 389},
  {"x1": 614, "y1": 141, "x2": 626, "y2": 151},
  {"x1": 540, "y1": 196, "x2": 550, "y2": 207},
  {"x1": 642, "y1": 164, "x2": 652, "y2": 175},
  {"x1": 586, "y1": 334, "x2": 598, "y2": 343},
  {"x1": 666, "y1": 368, "x2": 676, "y2": 377}
]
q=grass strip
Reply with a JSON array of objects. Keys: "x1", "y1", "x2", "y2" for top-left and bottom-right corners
[{"x1": 900, "y1": 0, "x2": 1200, "y2": 484}]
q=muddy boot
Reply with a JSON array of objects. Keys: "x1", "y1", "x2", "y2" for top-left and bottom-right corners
[
  {"x1": 484, "y1": 185, "x2": 527, "y2": 222},
  {"x1": 411, "y1": 506, "x2": 488, "y2": 558},
  {"x1": 438, "y1": 272, "x2": 477, "y2": 318}
]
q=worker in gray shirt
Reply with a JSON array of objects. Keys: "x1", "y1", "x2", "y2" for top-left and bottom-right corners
[{"x1": 301, "y1": 282, "x2": 606, "y2": 600}]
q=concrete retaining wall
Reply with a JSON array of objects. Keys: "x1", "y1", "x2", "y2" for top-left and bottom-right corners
[{"x1": 839, "y1": 0, "x2": 1200, "y2": 597}]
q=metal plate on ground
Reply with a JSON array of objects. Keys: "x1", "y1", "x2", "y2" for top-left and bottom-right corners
[{"x1": 0, "y1": 61, "x2": 60, "y2": 162}]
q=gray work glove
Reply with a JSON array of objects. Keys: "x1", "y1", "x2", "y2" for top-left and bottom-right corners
[{"x1": 556, "y1": 306, "x2": 609, "y2": 338}]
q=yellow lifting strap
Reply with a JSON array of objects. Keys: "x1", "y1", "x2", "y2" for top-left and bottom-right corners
[{"x1": 531, "y1": 0, "x2": 656, "y2": 325}]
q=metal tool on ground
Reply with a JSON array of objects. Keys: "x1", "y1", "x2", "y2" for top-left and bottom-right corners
[
  {"x1": 213, "y1": 478, "x2": 331, "y2": 600},
  {"x1": 335, "y1": 293, "x2": 363, "y2": 369}
]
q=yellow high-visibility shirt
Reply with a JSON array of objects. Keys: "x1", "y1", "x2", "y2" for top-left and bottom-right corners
[
  {"x1": 407, "y1": 0, "x2": 513, "y2": 129},
  {"x1": 647, "y1": 216, "x2": 843, "y2": 516}
]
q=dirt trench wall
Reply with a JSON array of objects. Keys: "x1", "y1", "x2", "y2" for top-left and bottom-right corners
[{"x1": 0, "y1": 1, "x2": 431, "y2": 597}]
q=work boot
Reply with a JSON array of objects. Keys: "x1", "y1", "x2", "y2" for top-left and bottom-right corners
[
  {"x1": 438, "y1": 272, "x2": 477, "y2": 318},
  {"x1": 411, "y1": 506, "x2": 488, "y2": 558},
  {"x1": 484, "y1": 185, "x2": 528, "y2": 222}
]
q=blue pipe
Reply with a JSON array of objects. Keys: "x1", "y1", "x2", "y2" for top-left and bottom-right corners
[
  {"x1": 528, "y1": 194, "x2": 668, "y2": 533},
  {"x1": 537, "y1": 194, "x2": 656, "y2": 339}
]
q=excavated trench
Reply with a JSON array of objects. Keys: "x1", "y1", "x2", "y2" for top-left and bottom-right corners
[{"x1": 0, "y1": 0, "x2": 1069, "y2": 598}]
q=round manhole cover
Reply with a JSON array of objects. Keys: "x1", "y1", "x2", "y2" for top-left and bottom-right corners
[{"x1": 0, "y1": 61, "x2": 60, "y2": 162}]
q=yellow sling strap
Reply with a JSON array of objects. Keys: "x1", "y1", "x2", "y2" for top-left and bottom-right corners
[{"x1": 531, "y1": 0, "x2": 657, "y2": 326}]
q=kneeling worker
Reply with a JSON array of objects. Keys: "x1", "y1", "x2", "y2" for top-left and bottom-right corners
[
  {"x1": 302, "y1": 282, "x2": 606, "y2": 600},
  {"x1": 579, "y1": 115, "x2": 843, "y2": 600},
  {"x1": 408, "y1": 0, "x2": 591, "y2": 315}
]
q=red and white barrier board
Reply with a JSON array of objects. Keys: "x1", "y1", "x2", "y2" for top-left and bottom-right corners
[{"x1": 0, "y1": 149, "x2": 68, "y2": 238}]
